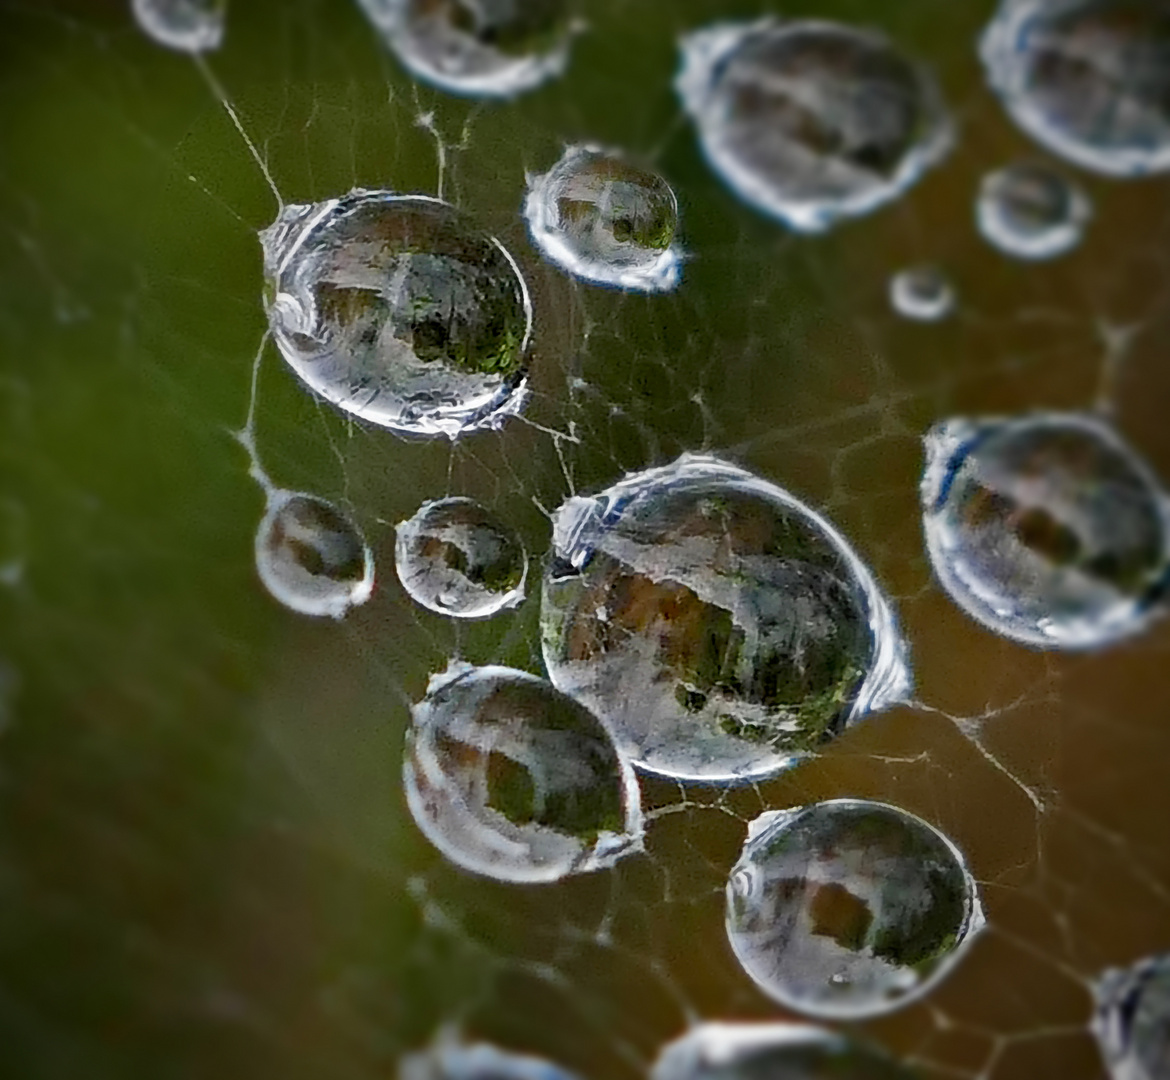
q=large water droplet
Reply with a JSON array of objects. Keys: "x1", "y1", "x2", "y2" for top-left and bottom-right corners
[
  {"x1": 260, "y1": 190, "x2": 531, "y2": 438},
  {"x1": 980, "y1": 0, "x2": 1170, "y2": 177},
  {"x1": 396, "y1": 497, "x2": 527, "y2": 618},
  {"x1": 1092, "y1": 952, "x2": 1170, "y2": 1080},
  {"x1": 132, "y1": 0, "x2": 225, "y2": 52},
  {"x1": 523, "y1": 144, "x2": 682, "y2": 292},
  {"x1": 921, "y1": 413, "x2": 1170, "y2": 648},
  {"x1": 650, "y1": 1021, "x2": 916, "y2": 1080},
  {"x1": 725, "y1": 799, "x2": 983, "y2": 1020},
  {"x1": 354, "y1": 0, "x2": 579, "y2": 99},
  {"x1": 255, "y1": 490, "x2": 374, "y2": 618},
  {"x1": 976, "y1": 161, "x2": 1091, "y2": 260},
  {"x1": 540, "y1": 454, "x2": 911, "y2": 784},
  {"x1": 675, "y1": 18, "x2": 952, "y2": 232},
  {"x1": 404, "y1": 663, "x2": 643, "y2": 884}
]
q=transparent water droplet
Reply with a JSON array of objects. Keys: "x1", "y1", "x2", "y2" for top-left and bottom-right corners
[
  {"x1": 725, "y1": 799, "x2": 983, "y2": 1020},
  {"x1": 255, "y1": 490, "x2": 374, "y2": 619},
  {"x1": 977, "y1": 161, "x2": 1092, "y2": 260},
  {"x1": 675, "y1": 18, "x2": 952, "y2": 232},
  {"x1": 396, "y1": 497, "x2": 527, "y2": 619},
  {"x1": 400, "y1": 1038, "x2": 582, "y2": 1080},
  {"x1": 980, "y1": 0, "x2": 1170, "y2": 177},
  {"x1": 131, "y1": 0, "x2": 225, "y2": 52},
  {"x1": 523, "y1": 145, "x2": 682, "y2": 292},
  {"x1": 650, "y1": 1021, "x2": 917, "y2": 1080},
  {"x1": 889, "y1": 265, "x2": 955, "y2": 322},
  {"x1": 260, "y1": 190, "x2": 532, "y2": 438},
  {"x1": 1092, "y1": 953, "x2": 1170, "y2": 1080},
  {"x1": 540, "y1": 453, "x2": 911, "y2": 784},
  {"x1": 921, "y1": 412, "x2": 1170, "y2": 648},
  {"x1": 354, "y1": 0, "x2": 580, "y2": 99},
  {"x1": 404, "y1": 663, "x2": 644, "y2": 884}
]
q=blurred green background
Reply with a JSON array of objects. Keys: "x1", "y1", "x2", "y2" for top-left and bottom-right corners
[{"x1": 4, "y1": 1, "x2": 1170, "y2": 1077}]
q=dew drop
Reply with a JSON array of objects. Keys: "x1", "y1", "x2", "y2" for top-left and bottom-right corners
[
  {"x1": 976, "y1": 161, "x2": 1091, "y2": 260},
  {"x1": 725, "y1": 799, "x2": 983, "y2": 1020},
  {"x1": 355, "y1": 0, "x2": 579, "y2": 99},
  {"x1": 675, "y1": 18, "x2": 952, "y2": 232},
  {"x1": 255, "y1": 490, "x2": 374, "y2": 619},
  {"x1": 650, "y1": 1021, "x2": 916, "y2": 1080},
  {"x1": 260, "y1": 190, "x2": 531, "y2": 438},
  {"x1": 131, "y1": 0, "x2": 225, "y2": 52},
  {"x1": 980, "y1": 0, "x2": 1170, "y2": 177},
  {"x1": 404, "y1": 663, "x2": 643, "y2": 884},
  {"x1": 396, "y1": 497, "x2": 527, "y2": 619},
  {"x1": 400, "y1": 1038, "x2": 582, "y2": 1080},
  {"x1": 921, "y1": 413, "x2": 1170, "y2": 648},
  {"x1": 1092, "y1": 953, "x2": 1170, "y2": 1080},
  {"x1": 523, "y1": 145, "x2": 682, "y2": 292},
  {"x1": 889, "y1": 265, "x2": 955, "y2": 322},
  {"x1": 540, "y1": 454, "x2": 911, "y2": 784}
]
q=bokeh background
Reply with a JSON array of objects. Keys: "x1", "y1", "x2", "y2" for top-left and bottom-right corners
[{"x1": 4, "y1": 1, "x2": 1170, "y2": 1077}]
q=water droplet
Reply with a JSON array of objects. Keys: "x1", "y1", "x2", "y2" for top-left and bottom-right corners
[
  {"x1": 132, "y1": 0, "x2": 225, "y2": 52},
  {"x1": 977, "y1": 161, "x2": 1091, "y2": 260},
  {"x1": 981, "y1": 0, "x2": 1170, "y2": 177},
  {"x1": 404, "y1": 663, "x2": 643, "y2": 884},
  {"x1": 355, "y1": 0, "x2": 579, "y2": 99},
  {"x1": 260, "y1": 190, "x2": 531, "y2": 438},
  {"x1": 396, "y1": 497, "x2": 527, "y2": 618},
  {"x1": 676, "y1": 18, "x2": 952, "y2": 232},
  {"x1": 255, "y1": 491, "x2": 374, "y2": 619},
  {"x1": 889, "y1": 265, "x2": 955, "y2": 322},
  {"x1": 401, "y1": 1038, "x2": 582, "y2": 1080},
  {"x1": 651, "y1": 1021, "x2": 916, "y2": 1079},
  {"x1": 540, "y1": 454, "x2": 911, "y2": 784},
  {"x1": 921, "y1": 413, "x2": 1170, "y2": 648},
  {"x1": 523, "y1": 145, "x2": 682, "y2": 292},
  {"x1": 725, "y1": 799, "x2": 983, "y2": 1020},
  {"x1": 1092, "y1": 953, "x2": 1170, "y2": 1080}
]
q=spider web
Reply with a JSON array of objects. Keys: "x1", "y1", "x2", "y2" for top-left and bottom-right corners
[{"x1": 4, "y1": 1, "x2": 1170, "y2": 1078}]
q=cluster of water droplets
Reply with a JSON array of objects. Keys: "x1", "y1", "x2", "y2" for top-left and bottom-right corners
[{"x1": 127, "y1": 0, "x2": 1170, "y2": 1074}]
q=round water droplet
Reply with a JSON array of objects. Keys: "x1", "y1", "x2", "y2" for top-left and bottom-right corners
[
  {"x1": 401, "y1": 1039, "x2": 582, "y2": 1080},
  {"x1": 355, "y1": 0, "x2": 578, "y2": 99},
  {"x1": 675, "y1": 18, "x2": 952, "y2": 232},
  {"x1": 540, "y1": 454, "x2": 911, "y2": 784},
  {"x1": 255, "y1": 491, "x2": 374, "y2": 619},
  {"x1": 726, "y1": 799, "x2": 983, "y2": 1020},
  {"x1": 977, "y1": 161, "x2": 1091, "y2": 260},
  {"x1": 889, "y1": 265, "x2": 955, "y2": 322},
  {"x1": 1093, "y1": 953, "x2": 1170, "y2": 1080},
  {"x1": 132, "y1": 0, "x2": 225, "y2": 52},
  {"x1": 651, "y1": 1022, "x2": 916, "y2": 1080},
  {"x1": 921, "y1": 413, "x2": 1170, "y2": 648},
  {"x1": 404, "y1": 663, "x2": 643, "y2": 884},
  {"x1": 260, "y1": 190, "x2": 531, "y2": 438},
  {"x1": 396, "y1": 497, "x2": 527, "y2": 618},
  {"x1": 523, "y1": 145, "x2": 682, "y2": 292},
  {"x1": 981, "y1": 0, "x2": 1170, "y2": 177}
]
